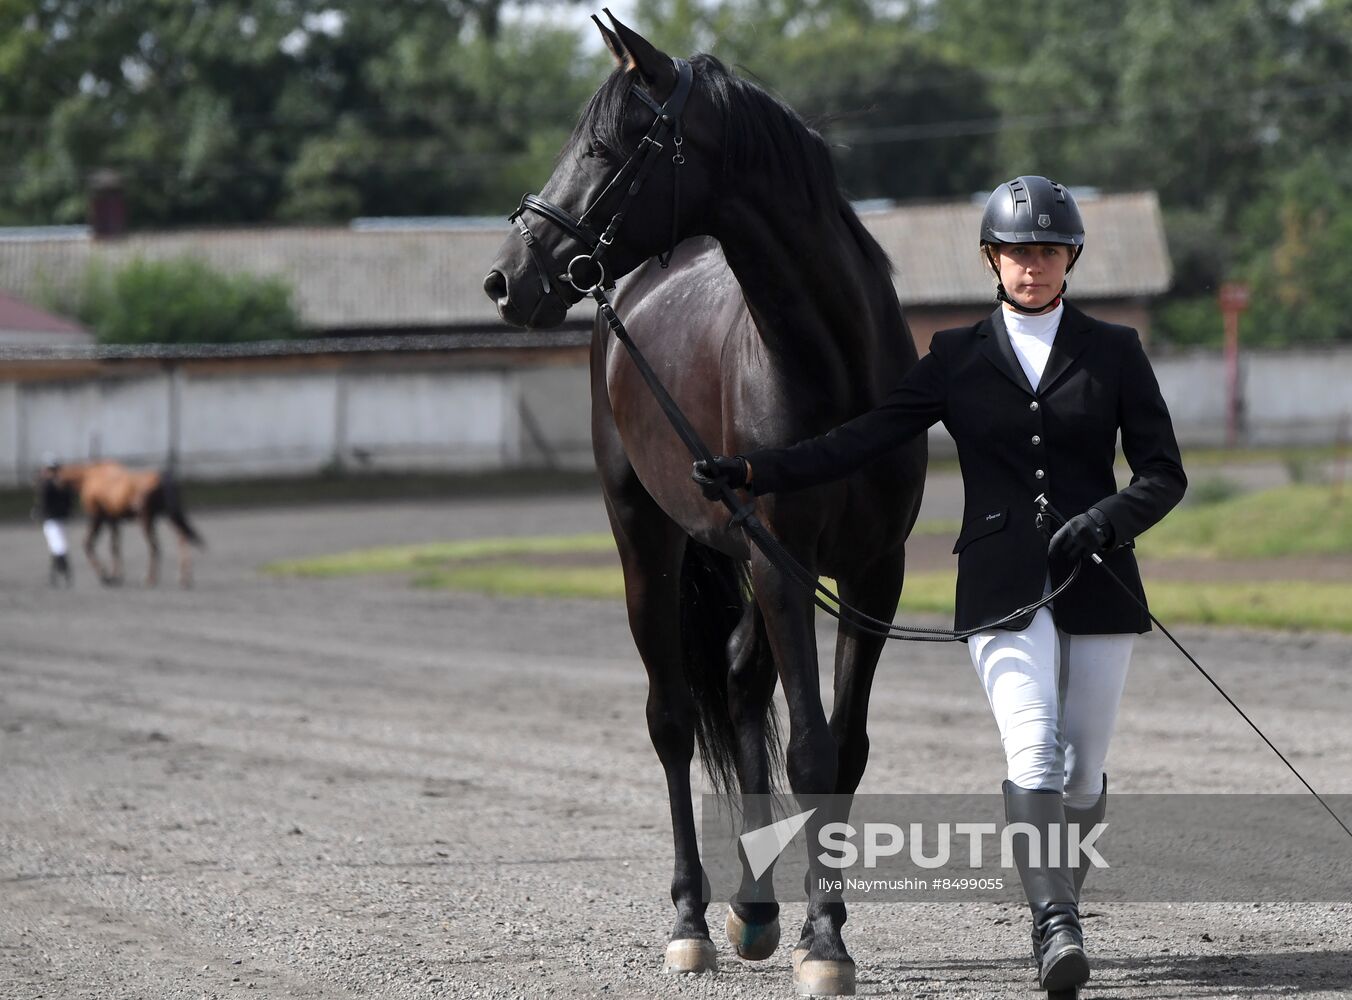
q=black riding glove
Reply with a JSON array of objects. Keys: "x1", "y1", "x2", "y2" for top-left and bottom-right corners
[
  {"x1": 691, "y1": 455, "x2": 750, "y2": 500},
  {"x1": 1048, "y1": 507, "x2": 1115, "y2": 565}
]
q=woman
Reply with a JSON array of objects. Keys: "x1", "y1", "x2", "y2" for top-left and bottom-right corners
[
  {"x1": 693, "y1": 175, "x2": 1187, "y2": 993},
  {"x1": 34, "y1": 454, "x2": 74, "y2": 587}
]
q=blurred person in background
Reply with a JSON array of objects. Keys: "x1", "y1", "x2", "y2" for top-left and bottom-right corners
[
  {"x1": 694, "y1": 176, "x2": 1187, "y2": 993},
  {"x1": 34, "y1": 453, "x2": 74, "y2": 587}
]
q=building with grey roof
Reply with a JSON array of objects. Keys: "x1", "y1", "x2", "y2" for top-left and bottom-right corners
[{"x1": 0, "y1": 191, "x2": 1169, "y2": 350}]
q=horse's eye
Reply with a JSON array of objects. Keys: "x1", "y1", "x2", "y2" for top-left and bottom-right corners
[{"x1": 584, "y1": 139, "x2": 608, "y2": 159}]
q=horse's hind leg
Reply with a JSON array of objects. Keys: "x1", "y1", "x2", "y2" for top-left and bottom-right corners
[
  {"x1": 141, "y1": 513, "x2": 160, "y2": 587},
  {"x1": 107, "y1": 520, "x2": 124, "y2": 584}
]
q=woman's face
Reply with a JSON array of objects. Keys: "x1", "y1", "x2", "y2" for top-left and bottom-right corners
[{"x1": 995, "y1": 243, "x2": 1073, "y2": 312}]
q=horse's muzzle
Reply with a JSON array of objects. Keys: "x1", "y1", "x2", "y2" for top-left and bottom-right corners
[{"x1": 483, "y1": 269, "x2": 568, "y2": 330}]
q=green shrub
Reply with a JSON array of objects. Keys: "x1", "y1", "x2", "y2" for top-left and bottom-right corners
[
  {"x1": 1151, "y1": 294, "x2": 1225, "y2": 347},
  {"x1": 1188, "y1": 475, "x2": 1242, "y2": 506},
  {"x1": 78, "y1": 257, "x2": 301, "y2": 345}
]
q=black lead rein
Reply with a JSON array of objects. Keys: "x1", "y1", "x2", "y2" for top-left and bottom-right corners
[
  {"x1": 506, "y1": 54, "x2": 1071, "y2": 643},
  {"x1": 513, "y1": 49, "x2": 1351, "y2": 843},
  {"x1": 1035, "y1": 497, "x2": 1352, "y2": 844},
  {"x1": 591, "y1": 285, "x2": 1079, "y2": 643},
  {"x1": 591, "y1": 280, "x2": 1352, "y2": 844}
]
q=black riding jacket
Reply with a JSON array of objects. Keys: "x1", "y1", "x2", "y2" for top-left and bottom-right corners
[
  {"x1": 39, "y1": 478, "x2": 74, "y2": 521},
  {"x1": 744, "y1": 303, "x2": 1187, "y2": 635}
]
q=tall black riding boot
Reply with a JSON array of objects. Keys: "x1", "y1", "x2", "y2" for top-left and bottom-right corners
[
  {"x1": 1066, "y1": 775, "x2": 1108, "y2": 903},
  {"x1": 1026, "y1": 776, "x2": 1108, "y2": 967},
  {"x1": 1003, "y1": 780, "x2": 1090, "y2": 992}
]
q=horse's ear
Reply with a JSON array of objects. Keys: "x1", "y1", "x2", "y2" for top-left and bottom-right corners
[
  {"x1": 592, "y1": 14, "x2": 627, "y2": 67},
  {"x1": 604, "y1": 8, "x2": 676, "y2": 89}
]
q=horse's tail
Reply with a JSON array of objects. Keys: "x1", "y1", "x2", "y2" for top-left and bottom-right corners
[
  {"x1": 159, "y1": 471, "x2": 205, "y2": 549},
  {"x1": 679, "y1": 541, "x2": 781, "y2": 798}
]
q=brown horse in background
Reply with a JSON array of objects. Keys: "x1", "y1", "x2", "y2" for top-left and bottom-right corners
[{"x1": 54, "y1": 461, "x2": 204, "y2": 587}]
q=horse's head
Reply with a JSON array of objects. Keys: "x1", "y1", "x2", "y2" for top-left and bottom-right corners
[{"x1": 484, "y1": 13, "x2": 723, "y2": 328}]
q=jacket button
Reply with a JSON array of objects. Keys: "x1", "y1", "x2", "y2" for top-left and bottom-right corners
[
  {"x1": 1035, "y1": 469, "x2": 1045, "y2": 479},
  {"x1": 1031, "y1": 434, "x2": 1042, "y2": 445},
  {"x1": 1029, "y1": 401, "x2": 1039, "y2": 411}
]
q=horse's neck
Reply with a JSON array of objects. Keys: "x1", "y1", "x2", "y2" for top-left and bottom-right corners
[{"x1": 713, "y1": 194, "x2": 906, "y2": 396}]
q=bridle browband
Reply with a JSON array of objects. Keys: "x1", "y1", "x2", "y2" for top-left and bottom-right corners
[{"x1": 508, "y1": 58, "x2": 694, "y2": 300}]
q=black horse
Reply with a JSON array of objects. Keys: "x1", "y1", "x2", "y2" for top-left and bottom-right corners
[{"x1": 484, "y1": 14, "x2": 926, "y2": 995}]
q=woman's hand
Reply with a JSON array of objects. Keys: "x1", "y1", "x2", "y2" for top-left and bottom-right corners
[
  {"x1": 1048, "y1": 507, "x2": 1114, "y2": 565},
  {"x1": 691, "y1": 456, "x2": 751, "y2": 500}
]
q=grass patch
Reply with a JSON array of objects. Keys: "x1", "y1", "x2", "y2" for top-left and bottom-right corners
[
  {"x1": 851, "y1": 571, "x2": 1352, "y2": 634},
  {"x1": 1139, "y1": 484, "x2": 1352, "y2": 558},
  {"x1": 268, "y1": 504, "x2": 1352, "y2": 632},
  {"x1": 412, "y1": 564, "x2": 625, "y2": 599},
  {"x1": 1146, "y1": 580, "x2": 1352, "y2": 633},
  {"x1": 909, "y1": 518, "x2": 961, "y2": 537},
  {"x1": 265, "y1": 532, "x2": 617, "y2": 577},
  {"x1": 1179, "y1": 445, "x2": 1343, "y2": 468}
]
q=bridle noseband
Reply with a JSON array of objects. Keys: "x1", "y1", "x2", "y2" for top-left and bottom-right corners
[{"x1": 508, "y1": 58, "x2": 694, "y2": 299}]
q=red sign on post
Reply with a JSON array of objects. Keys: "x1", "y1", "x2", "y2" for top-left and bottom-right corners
[
  {"x1": 1218, "y1": 282, "x2": 1250, "y2": 447},
  {"x1": 1219, "y1": 281, "x2": 1251, "y2": 314}
]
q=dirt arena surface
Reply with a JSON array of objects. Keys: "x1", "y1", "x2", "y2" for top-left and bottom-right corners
[{"x1": 2, "y1": 493, "x2": 1350, "y2": 999}]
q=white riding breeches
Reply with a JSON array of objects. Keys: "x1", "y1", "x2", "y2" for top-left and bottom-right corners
[
  {"x1": 43, "y1": 520, "x2": 68, "y2": 557},
  {"x1": 968, "y1": 605, "x2": 1133, "y2": 810}
]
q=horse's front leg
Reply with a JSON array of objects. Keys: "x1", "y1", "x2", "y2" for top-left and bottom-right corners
[
  {"x1": 830, "y1": 545, "x2": 906, "y2": 796},
  {"x1": 784, "y1": 547, "x2": 908, "y2": 971},
  {"x1": 604, "y1": 491, "x2": 717, "y2": 975},
  {"x1": 751, "y1": 548, "x2": 855, "y2": 996},
  {"x1": 724, "y1": 600, "x2": 783, "y2": 961}
]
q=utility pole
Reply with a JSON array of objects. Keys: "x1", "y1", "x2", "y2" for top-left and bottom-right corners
[{"x1": 1218, "y1": 281, "x2": 1250, "y2": 448}]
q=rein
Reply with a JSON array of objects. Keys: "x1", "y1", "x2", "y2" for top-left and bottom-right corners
[
  {"x1": 590, "y1": 283, "x2": 1076, "y2": 643},
  {"x1": 509, "y1": 55, "x2": 1074, "y2": 643},
  {"x1": 508, "y1": 56, "x2": 1352, "y2": 845}
]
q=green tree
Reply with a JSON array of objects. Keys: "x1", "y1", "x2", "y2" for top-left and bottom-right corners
[
  {"x1": 0, "y1": 0, "x2": 595, "y2": 225},
  {"x1": 632, "y1": 0, "x2": 998, "y2": 201}
]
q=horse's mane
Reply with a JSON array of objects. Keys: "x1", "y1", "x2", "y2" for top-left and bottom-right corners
[{"x1": 572, "y1": 54, "x2": 893, "y2": 278}]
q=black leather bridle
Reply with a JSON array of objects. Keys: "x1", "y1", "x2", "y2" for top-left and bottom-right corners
[{"x1": 508, "y1": 58, "x2": 694, "y2": 299}]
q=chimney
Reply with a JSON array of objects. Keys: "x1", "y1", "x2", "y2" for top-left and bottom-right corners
[{"x1": 88, "y1": 169, "x2": 127, "y2": 238}]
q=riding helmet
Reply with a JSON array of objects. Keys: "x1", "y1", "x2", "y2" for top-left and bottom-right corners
[{"x1": 980, "y1": 175, "x2": 1084, "y2": 256}]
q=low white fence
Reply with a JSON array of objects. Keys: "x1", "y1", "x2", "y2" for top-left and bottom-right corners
[
  {"x1": 0, "y1": 356, "x2": 593, "y2": 485},
  {"x1": 2, "y1": 344, "x2": 1348, "y2": 486}
]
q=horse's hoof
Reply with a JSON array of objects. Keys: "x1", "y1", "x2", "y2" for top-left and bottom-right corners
[
  {"x1": 794, "y1": 958, "x2": 856, "y2": 996},
  {"x1": 725, "y1": 908, "x2": 780, "y2": 961},
  {"x1": 663, "y1": 937, "x2": 717, "y2": 975},
  {"x1": 792, "y1": 946, "x2": 809, "y2": 970}
]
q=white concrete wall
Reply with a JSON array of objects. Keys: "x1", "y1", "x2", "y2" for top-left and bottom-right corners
[
  {"x1": 2, "y1": 346, "x2": 1349, "y2": 486},
  {"x1": 343, "y1": 370, "x2": 513, "y2": 471},
  {"x1": 1153, "y1": 347, "x2": 1352, "y2": 446},
  {"x1": 1, "y1": 361, "x2": 595, "y2": 486}
]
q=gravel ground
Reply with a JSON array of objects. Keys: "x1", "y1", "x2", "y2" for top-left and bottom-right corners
[{"x1": 1, "y1": 491, "x2": 1350, "y2": 1000}]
